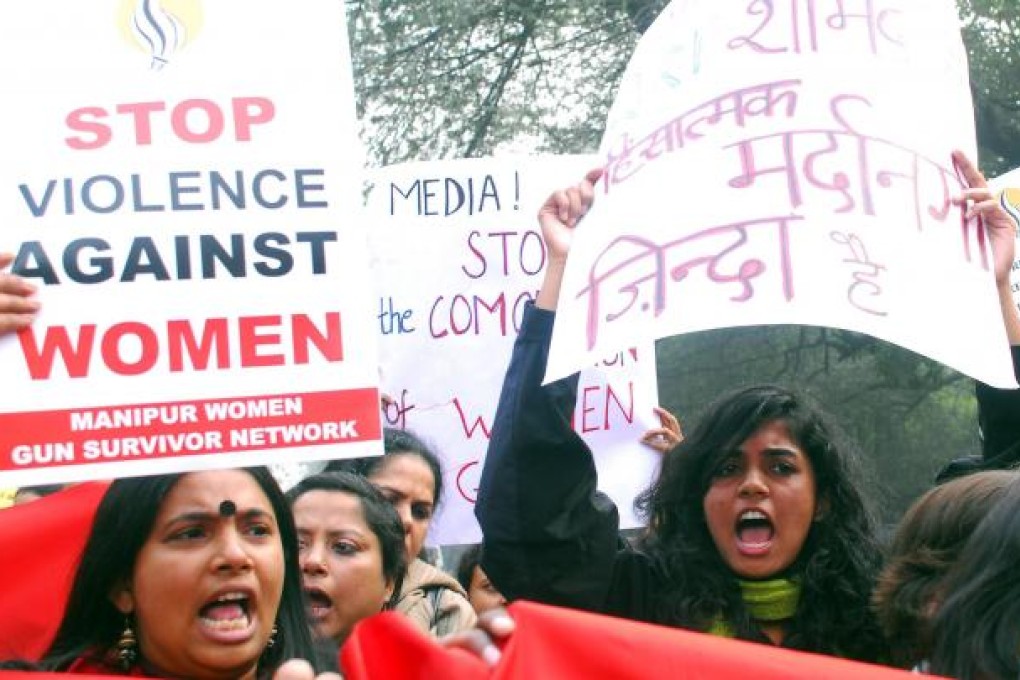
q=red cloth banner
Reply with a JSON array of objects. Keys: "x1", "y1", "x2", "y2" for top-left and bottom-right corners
[
  {"x1": 0, "y1": 482, "x2": 107, "y2": 661},
  {"x1": 0, "y1": 598, "x2": 928, "y2": 678},
  {"x1": 343, "y1": 600, "x2": 927, "y2": 680},
  {"x1": 1, "y1": 490, "x2": 925, "y2": 680}
]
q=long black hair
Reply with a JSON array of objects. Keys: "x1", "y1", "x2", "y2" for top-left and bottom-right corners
[
  {"x1": 929, "y1": 476, "x2": 1020, "y2": 679},
  {"x1": 635, "y1": 385, "x2": 885, "y2": 661},
  {"x1": 38, "y1": 467, "x2": 317, "y2": 676}
]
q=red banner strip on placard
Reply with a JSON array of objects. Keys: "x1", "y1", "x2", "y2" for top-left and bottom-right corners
[{"x1": 0, "y1": 388, "x2": 380, "y2": 473}]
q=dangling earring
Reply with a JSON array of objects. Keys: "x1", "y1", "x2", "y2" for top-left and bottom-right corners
[
  {"x1": 258, "y1": 623, "x2": 280, "y2": 669},
  {"x1": 115, "y1": 617, "x2": 138, "y2": 671},
  {"x1": 266, "y1": 624, "x2": 278, "y2": 649}
]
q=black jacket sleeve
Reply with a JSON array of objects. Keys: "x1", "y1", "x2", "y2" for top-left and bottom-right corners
[
  {"x1": 977, "y1": 345, "x2": 1020, "y2": 467},
  {"x1": 936, "y1": 346, "x2": 1020, "y2": 483},
  {"x1": 474, "y1": 304, "x2": 659, "y2": 617}
]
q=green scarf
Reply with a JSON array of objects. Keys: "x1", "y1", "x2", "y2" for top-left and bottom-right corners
[{"x1": 707, "y1": 578, "x2": 801, "y2": 638}]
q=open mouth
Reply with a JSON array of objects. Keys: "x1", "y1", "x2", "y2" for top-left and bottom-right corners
[
  {"x1": 735, "y1": 509, "x2": 774, "y2": 554},
  {"x1": 305, "y1": 587, "x2": 334, "y2": 620},
  {"x1": 199, "y1": 591, "x2": 254, "y2": 637}
]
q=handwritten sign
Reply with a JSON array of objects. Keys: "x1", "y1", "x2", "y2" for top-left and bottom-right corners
[
  {"x1": 367, "y1": 156, "x2": 661, "y2": 545},
  {"x1": 545, "y1": 0, "x2": 1018, "y2": 389},
  {"x1": 0, "y1": 1, "x2": 382, "y2": 487}
]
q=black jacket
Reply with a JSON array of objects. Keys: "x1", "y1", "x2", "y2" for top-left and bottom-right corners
[
  {"x1": 475, "y1": 304, "x2": 668, "y2": 621},
  {"x1": 936, "y1": 345, "x2": 1020, "y2": 483}
]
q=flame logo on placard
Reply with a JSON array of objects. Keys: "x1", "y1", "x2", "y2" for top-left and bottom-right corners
[
  {"x1": 117, "y1": 0, "x2": 203, "y2": 70},
  {"x1": 1000, "y1": 188, "x2": 1020, "y2": 230}
]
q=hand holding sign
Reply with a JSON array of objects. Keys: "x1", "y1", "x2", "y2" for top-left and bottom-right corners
[
  {"x1": 953, "y1": 151, "x2": 1017, "y2": 289},
  {"x1": 0, "y1": 253, "x2": 39, "y2": 336},
  {"x1": 641, "y1": 406, "x2": 683, "y2": 454},
  {"x1": 953, "y1": 151, "x2": 1020, "y2": 345}
]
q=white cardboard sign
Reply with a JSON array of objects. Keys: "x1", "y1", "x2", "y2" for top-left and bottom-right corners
[
  {"x1": 546, "y1": 0, "x2": 1017, "y2": 389},
  {"x1": 0, "y1": 1, "x2": 382, "y2": 486},
  {"x1": 368, "y1": 156, "x2": 662, "y2": 545}
]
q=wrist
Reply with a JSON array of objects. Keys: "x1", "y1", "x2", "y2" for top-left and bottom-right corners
[
  {"x1": 536, "y1": 262, "x2": 566, "y2": 311},
  {"x1": 546, "y1": 255, "x2": 568, "y2": 270}
]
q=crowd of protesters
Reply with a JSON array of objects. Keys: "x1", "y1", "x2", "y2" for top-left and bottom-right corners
[{"x1": 0, "y1": 150, "x2": 1019, "y2": 678}]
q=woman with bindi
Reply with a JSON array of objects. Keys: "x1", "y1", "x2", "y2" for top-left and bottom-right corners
[{"x1": 4, "y1": 467, "x2": 321, "y2": 678}]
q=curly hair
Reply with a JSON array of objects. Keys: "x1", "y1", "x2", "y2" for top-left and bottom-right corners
[
  {"x1": 634, "y1": 385, "x2": 885, "y2": 661},
  {"x1": 872, "y1": 470, "x2": 1015, "y2": 668}
]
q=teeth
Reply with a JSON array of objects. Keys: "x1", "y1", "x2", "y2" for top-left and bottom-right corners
[
  {"x1": 200, "y1": 615, "x2": 250, "y2": 631},
  {"x1": 741, "y1": 510, "x2": 767, "y2": 521},
  {"x1": 215, "y1": 591, "x2": 247, "y2": 603}
]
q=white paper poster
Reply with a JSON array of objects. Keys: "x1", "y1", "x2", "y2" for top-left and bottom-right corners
[
  {"x1": 0, "y1": 1, "x2": 382, "y2": 486},
  {"x1": 369, "y1": 156, "x2": 661, "y2": 545},
  {"x1": 545, "y1": 0, "x2": 1017, "y2": 389}
]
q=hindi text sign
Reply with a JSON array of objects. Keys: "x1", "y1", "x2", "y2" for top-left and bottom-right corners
[{"x1": 546, "y1": 0, "x2": 1017, "y2": 389}]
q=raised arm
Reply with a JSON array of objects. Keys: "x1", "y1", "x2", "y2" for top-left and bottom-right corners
[
  {"x1": 954, "y1": 151, "x2": 1020, "y2": 467},
  {"x1": 953, "y1": 151, "x2": 1020, "y2": 344},
  {"x1": 533, "y1": 168, "x2": 603, "y2": 311},
  {"x1": 474, "y1": 169, "x2": 633, "y2": 612}
]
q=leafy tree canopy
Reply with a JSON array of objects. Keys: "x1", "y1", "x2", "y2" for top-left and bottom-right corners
[
  {"x1": 347, "y1": 0, "x2": 1018, "y2": 521},
  {"x1": 349, "y1": 0, "x2": 1019, "y2": 173}
]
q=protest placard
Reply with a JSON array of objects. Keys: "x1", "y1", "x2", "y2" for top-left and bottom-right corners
[
  {"x1": 544, "y1": 0, "x2": 1017, "y2": 389},
  {"x1": 368, "y1": 156, "x2": 661, "y2": 545},
  {"x1": 0, "y1": 1, "x2": 381, "y2": 487}
]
